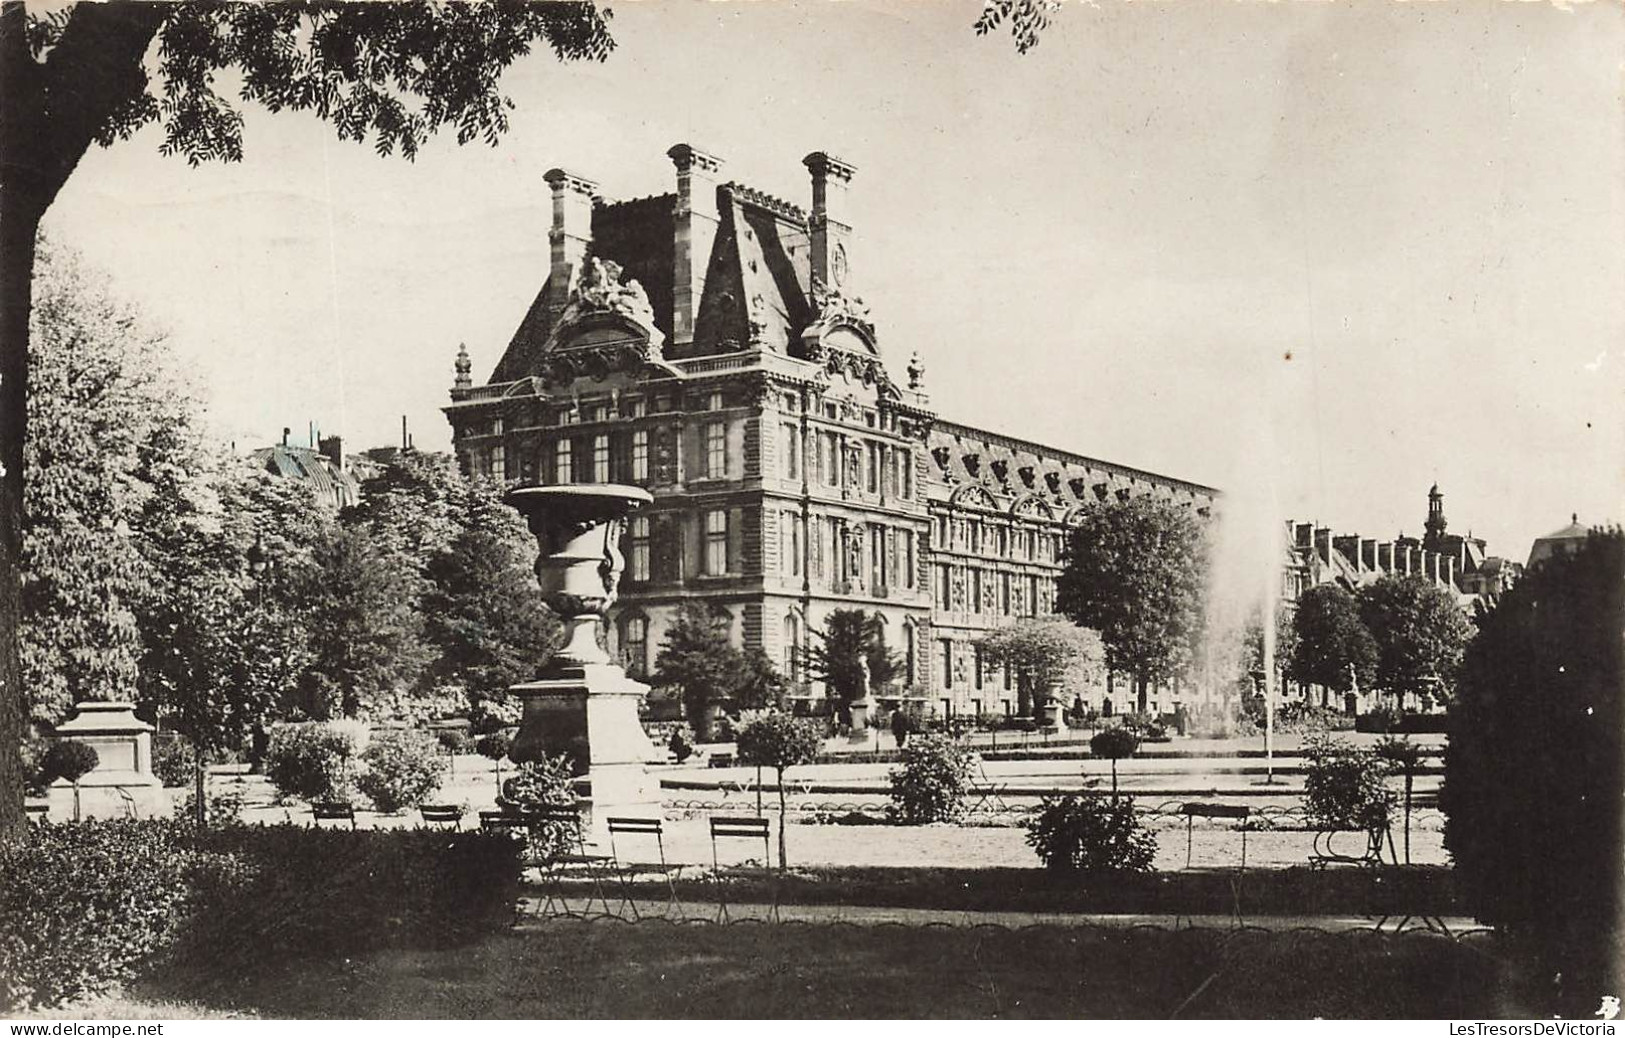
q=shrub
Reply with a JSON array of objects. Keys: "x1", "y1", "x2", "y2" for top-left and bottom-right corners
[
  {"x1": 179, "y1": 825, "x2": 522, "y2": 973},
  {"x1": 887, "y1": 733, "x2": 976, "y2": 825},
  {"x1": 1443, "y1": 529, "x2": 1623, "y2": 1015},
  {"x1": 1355, "y1": 704, "x2": 1401, "y2": 734},
  {"x1": 475, "y1": 729, "x2": 513, "y2": 762},
  {"x1": 1302, "y1": 734, "x2": 1395, "y2": 833},
  {"x1": 356, "y1": 729, "x2": 446, "y2": 813},
  {"x1": 1025, "y1": 795, "x2": 1157, "y2": 874},
  {"x1": 0, "y1": 820, "x2": 195, "y2": 1009},
  {"x1": 20, "y1": 728, "x2": 52, "y2": 797},
  {"x1": 265, "y1": 722, "x2": 366, "y2": 803},
  {"x1": 1276, "y1": 701, "x2": 1354, "y2": 735},
  {"x1": 153, "y1": 736, "x2": 197, "y2": 788},
  {"x1": 42, "y1": 740, "x2": 99, "y2": 785},
  {"x1": 500, "y1": 755, "x2": 580, "y2": 864},
  {"x1": 176, "y1": 786, "x2": 246, "y2": 828}
]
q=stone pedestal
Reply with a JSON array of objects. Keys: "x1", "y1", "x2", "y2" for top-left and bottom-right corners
[
  {"x1": 49, "y1": 701, "x2": 171, "y2": 820},
  {"x1": 505, "y1": 485, "x2": 662, "y2": 841},
  {"x1": 1038, "y1": 700, "x2": 1069, "y2": 732},
  {"x1": 848, "y1": 697, "x2": 872, "y2": 735}
]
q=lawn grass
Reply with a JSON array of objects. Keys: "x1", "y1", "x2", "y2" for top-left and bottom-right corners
[{"x1": 130, "y1": 919, "x2": 1515, "y2": 1019}]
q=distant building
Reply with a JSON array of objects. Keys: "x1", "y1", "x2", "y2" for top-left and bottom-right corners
[
  {"x1": 443, "y1": 144, "x2": 1217, "y2": 721},
  {"x1": 1527, "y1": 514, "x2": 1593, "y2": 568},
  {"x1": 1286, "y1": 485, "x2": 1519, "y2": 610},
  {"x1": 249, "y1": 429, "x2": 361, "y2": 509}
]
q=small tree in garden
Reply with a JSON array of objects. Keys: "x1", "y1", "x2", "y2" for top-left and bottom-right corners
[
  {"x1": 887, "y1": 734, "x2": 976, "y2": 825},
  {"x1": 1375, "y1": 736, "x2": 1424, "y2": 864},
  {"x1": 1357, "y1": 574, "x2": 1473, "y2": 711},
  {"x1": 651, "y1": 602, "x2": 762, "y2": 740},
  {"x1": 1026, "y1": 794, "x2": 1157, "y2": 874},
  {"x1": 356, "y1": 730, "x2": 446, "y2": 814},
  {"x1": 264, "y1": 722, "x2": 366, "y2": 804},
  {"x1": 1089, "y1": 726, "x2": 1141, "y2": 794},
  {"x1": 803, "y1": 609, "x2": 900, "y2": 724},
  {"x1": 476, "y1": 730, "x2": 513, "y2": 792},
  {"x1": 977, "y1": 616, "x2": 1103, "y2": 719},
  {"x1": 40, "y1": 740, "x2": 97, "y2": 821},
  {"x1": 734, "y1": 713, "x2": 823, "y2": 869},
  {"x1": 1302, "y1": 735, "x2": 1395, "y2": 847}
]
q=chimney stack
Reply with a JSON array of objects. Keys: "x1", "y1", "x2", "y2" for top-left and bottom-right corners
[
  {"x1": 1361, "y1": 539, "x2": 1378, "y2": 571},
  {"x1": 803, "y1": 151, "x2": 857, "y2": 295},
  {"x1": 668, "y1": 144, "x2": 724, "y2": 347},
  {"x1": 544, "y1": 167, "x2": 599, "y2": 314}
]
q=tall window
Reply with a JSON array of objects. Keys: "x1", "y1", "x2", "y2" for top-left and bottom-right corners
[
  {"x1": 866, "y1": 443, "x2": 879, "y2": 493},
  {"x1": 826, "y1": 433, "x2": 841, "y2": 485},
  {"x1": 705, "y1": 422, "x2": 725, "y2": 478},
  {"x1": 782, "y1": 615, "x2": 801, "y2": 683},
  {"x1": 782, "y1": 423, "x2": 799, "y2": 480},
  {"x1": 553, "y1": 438, "x2": 572, "y2": 484},
  {"x1": 631, "y1": 429, "x2": 649, "y2": 481},
  {"x1": 940, "y1": 639, "x2": 954, "y2": 689},
  {"x1": 622, "y1": 615, "x2": 648, "y2": 677},
  {"x1": 1001, "y1": 572, "x2": 1012, "y2": 615},
  {"x1": 938, "y1": 564, "x2": 952, "y2": 610},
  {"x1": 971, "y1": 569, "x2": 983, "y2": 614},
  {"x1": 704, "y1": 509, "x2": 728, "y2": 576},
  {"x1": 708, "y1": 391, "x2": 724, "y2": 411},
  {"x1": 974, "y1": 645, "x2": 984, "y2": 689},
  {"x1": 901, "y1": 451, "x2": 913, "y2": 499},
  {"x1": 1027, "y1": 574, "x2": 1039, "y2": 616},
  {"x1": 592, "y1": 433, "x2": 610, "y2": 483},
  {"x1": 490, "y1": 444, "x2": 506, "y2": 483},
  {"x1": 904, "y1": 623, "x2": 916, "y2": 685},
  {"x1": 901, "y1": 530, "x2": 915, "y2": 589},
  {"x1": 628, "y1": 517, "x2": 650, "y2": 581}
]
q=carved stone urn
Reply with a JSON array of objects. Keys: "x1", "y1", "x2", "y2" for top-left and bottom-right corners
[{"x1": 504, "y1": 485, "x2": 662, "y2": 830}]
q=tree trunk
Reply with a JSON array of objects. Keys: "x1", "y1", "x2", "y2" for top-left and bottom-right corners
[
  {"x1": 1135, "y1": 673, "x2": 1149, "y2": 714},
  {"x1": 0, "y1": 175, "x2": 43, "y2": 839},
  {"x1": 0, "y1": 0, "x2": 169, "y2": 837},
  {"x1": 193, "y1": 756, "x2": 206, "y2": 828},
  {"x1": 776, "y1": 773, "x2": 788, "y2": 870}
]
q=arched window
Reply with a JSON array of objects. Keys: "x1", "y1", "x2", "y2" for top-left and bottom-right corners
[
  {"x1": 782, "y1": 613, "x2": 801, "y2": 683},
  {"x1": 621, "y1": 613, "x2": 649, "y2": 678}
]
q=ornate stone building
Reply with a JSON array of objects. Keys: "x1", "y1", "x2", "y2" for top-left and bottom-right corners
[{"x1": 444, "y1": 146, "x2": 1217, "y2": 720}]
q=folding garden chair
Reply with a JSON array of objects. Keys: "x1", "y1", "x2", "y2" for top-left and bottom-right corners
[
  {"x1": 707, "y1": 815, "x2": 778, "y2": 923},
  {"x1": 529, "y1": 805, "x2": 617, "y2": 920},
  {"x1": 606, "y1": 816, "x2": 687, "y2": 920},
  {"x1": 419, "y1": 804, "x2": 465, "y2": 830},
  {"x1": 311, "y1": 801, "x2": 356, "y2": 829}
]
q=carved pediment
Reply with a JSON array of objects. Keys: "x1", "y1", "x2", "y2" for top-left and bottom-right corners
[
  {"x1": 951, "y1": 484, "x2": 999, "y2": 512},
  {"x1": 570, "y1": 257, "x2": 657, "y2": 327},
  {"x1": 810, "y1": 275, "x2": 874, "y2": 340}
]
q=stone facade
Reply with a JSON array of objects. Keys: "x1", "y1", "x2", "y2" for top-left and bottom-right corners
[{"x1": 444, "y1": 146, "x2": 1217, "y2": 720}]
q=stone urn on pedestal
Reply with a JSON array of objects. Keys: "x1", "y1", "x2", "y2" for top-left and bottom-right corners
[{"x1": 505, "y1": 485, "x2": 662, "y2": 835}]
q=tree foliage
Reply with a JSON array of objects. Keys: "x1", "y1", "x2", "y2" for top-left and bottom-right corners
[
  {"x1": 1055, "y1": 497, "x2": 1208, "y2": 700},
  {"x1": 1289, "y1": 584, "x2": 1377, "y2": 694},
  {"x1": 976, "y1": 615, "x2": 1103, "y2": 717},
  {"x1": 972, "y1": 0, "x2": 1059, "y2": 55},
  {"x1": 1356, "y1": 574, "x2": 1473, "y2": 707},
  {"x1": 650, "y1": 602, "x2": 779, "y2": 739},
  {"x1": 803, "y1": 608, "x2": 900, "y2": 715},
  {"x1": 735, "y1": 711, "x2": 823, "y2": 868},
  {"x1": 1441, "y1": 529, "x2": 1623, "y2": 1013},
  {"x1": 0, "y1": 0, "x2": 616, "y2": 836}
]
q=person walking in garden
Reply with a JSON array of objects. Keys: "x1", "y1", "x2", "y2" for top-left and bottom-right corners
[{"x1": 891, "y1": 708, "x2": 912, "y2": 749}]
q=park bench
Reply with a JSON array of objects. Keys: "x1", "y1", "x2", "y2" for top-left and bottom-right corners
[
  {"x1": 708, "y1": 815, "x2": 778, "y2": 923},
  {"x1": 419, "y1": 804, "x2": 465, "y2": 830},
  {"x1": 24, "y1": 801, "x2": 47, "y2": 825},
  {"x1": 311, "y1": 801, "x2": 356, "y2": 829},
  {"x1": 1309, "y1": 826, "x2": 1390, "y2": 870},
  {"x1": 708, "y1": 752, "x2": 736, "y2": 769}
]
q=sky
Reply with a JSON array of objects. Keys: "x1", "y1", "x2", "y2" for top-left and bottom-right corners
[{"x1": 42, "y1": 0, "x2": 1625, "y2": 564}]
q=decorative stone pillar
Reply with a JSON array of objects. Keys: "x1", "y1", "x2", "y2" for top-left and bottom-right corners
[
  {"x1": 50, "y1": 701, "x2": 170, "y2": 820},
  {"x1": 506, "y1": 485, "x2": 662, "y2": 837}
]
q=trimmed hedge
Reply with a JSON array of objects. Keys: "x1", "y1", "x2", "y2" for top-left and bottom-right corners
[
  {"x1": 1355, "y1": 711, "x2": 1450, "y2": 734},
  {"x1": 0, "y1": 820, "x2": 523, "y2": 1011},
  {"x1": 0, "y1": 821, "x2": 197, "y2": 1009}
]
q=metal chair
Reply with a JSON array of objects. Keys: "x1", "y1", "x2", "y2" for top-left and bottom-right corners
[
  {"x1": 707, "y1": 815, "x2": 778, "y2": 923},
  {"x1": 606, "y1": 816, "x2": 687, "y2": 920},
  {"x1": 311, "y1": 801, "x2": 356, "y2": 828},
  {"x1": 419, "y1": 804, "x2": 465, "y2": 830},
  {"x1": 1176, "y1": 802, "x2": 1251, "y2": 928},
  {"x1": 529, "y1": 805, "x2": 616, "y2": 920}
]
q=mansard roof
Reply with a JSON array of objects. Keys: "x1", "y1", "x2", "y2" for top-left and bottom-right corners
[{"x1": 925, "y1": 418, "x2": 1217, "y2": 516}]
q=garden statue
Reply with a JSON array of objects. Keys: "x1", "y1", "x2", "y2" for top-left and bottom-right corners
[{"x1": 848, "y1": 655, "x2": 874, "y2": 735}]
